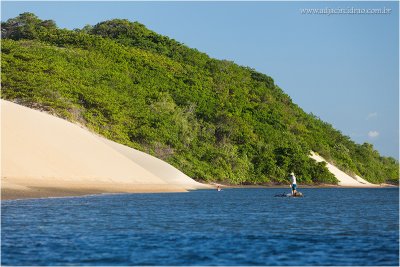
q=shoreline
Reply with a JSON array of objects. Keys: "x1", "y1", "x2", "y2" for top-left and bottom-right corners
[
  {"x1": 211, "y1": 184, "x2": 398, "y2": 189},
  {"x1": 1, "y1": 182, "x2": 189, "y2": 201},
  {"x1": 2, "y1": 182, "x2": 397, "y2": 201},
  {"x1": 208, "y1": 181, "x2": 398, "y2": 188}
]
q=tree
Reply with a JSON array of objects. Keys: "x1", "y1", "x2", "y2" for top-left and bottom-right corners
[{"x1": 1, "y1": 12, "x2": 56, "y2": 40}]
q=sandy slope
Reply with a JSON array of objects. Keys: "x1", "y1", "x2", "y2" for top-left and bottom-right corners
[
  {"x1": 309, "y1": 152, "x2": 377, "y2": 187},
  {"x1": 99, "y1": 137, "x2": 210, "y2": 190},
  {"x1": 1, "y1": 100, "x2": 208, "y2": 200}
]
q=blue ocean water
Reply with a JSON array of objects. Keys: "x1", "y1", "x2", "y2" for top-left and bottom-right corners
[{"x1": 1, "y1": 188, "x2": 399, "y2": 266}]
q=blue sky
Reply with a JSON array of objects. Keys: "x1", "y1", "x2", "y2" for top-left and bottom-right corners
[{"x1": 2, "y1": 1, "x2": 399, "y2": 159}]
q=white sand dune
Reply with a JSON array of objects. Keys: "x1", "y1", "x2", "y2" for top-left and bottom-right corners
[
  {"x1": 310, "y1": 151, "x2": 376, "y2": 187},
  {"x1": 1, "y1": 100, "x2": 209, "y2": 199},
  {"x1": 99, "y1": 138, "x2": 210, "y2": 190}
]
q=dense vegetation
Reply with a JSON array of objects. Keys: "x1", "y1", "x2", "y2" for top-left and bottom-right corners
[{"x1": 2, "y1": 13, "x2": 398, "y2": 185}]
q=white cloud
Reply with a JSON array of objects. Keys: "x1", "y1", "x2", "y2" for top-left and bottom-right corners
[
  {"x1": 368, "y1": 131, "x2": 379, "y2": 138},
  {"x1": 366, "y1": 112, "x2": 378, "y2": 120}
]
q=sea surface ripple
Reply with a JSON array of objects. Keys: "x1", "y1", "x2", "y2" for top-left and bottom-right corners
[{"x1": 1, "y1": 188, "x2": 399, "y2": 265}]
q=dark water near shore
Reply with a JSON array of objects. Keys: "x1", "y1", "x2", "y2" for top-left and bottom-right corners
[{"x1": 1, "y1": 188, "x2": 399, "y2": 266}]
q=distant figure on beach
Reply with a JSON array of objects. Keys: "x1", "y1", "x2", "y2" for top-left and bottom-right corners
[
  {"x1": 289, "y1": 172, "x2": 297, "y2": 196},
  {"x1": 217, "y1": 185, "x2": 222, "y2": 192}
]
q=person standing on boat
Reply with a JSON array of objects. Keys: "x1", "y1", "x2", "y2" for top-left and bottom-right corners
[{"x1": 289, "y1": 172, "x2": 297, "y2": 196}]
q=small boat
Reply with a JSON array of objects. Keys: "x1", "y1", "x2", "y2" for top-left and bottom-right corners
[{"x1": 274, "y1": 191, "x2": 304, "y2": 197}]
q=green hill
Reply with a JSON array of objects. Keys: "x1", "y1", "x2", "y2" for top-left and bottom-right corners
[{"x1": 1, "y1": 13, "x2": 398, "y2": 185}]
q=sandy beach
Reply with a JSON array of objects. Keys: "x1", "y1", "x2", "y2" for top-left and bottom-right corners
[
  {"x1": 1, "y1": 100, "x2": 209, "y2": 200},
  {"x1": 1, "y1": 100, "x2": 385, "y2": 200}
]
